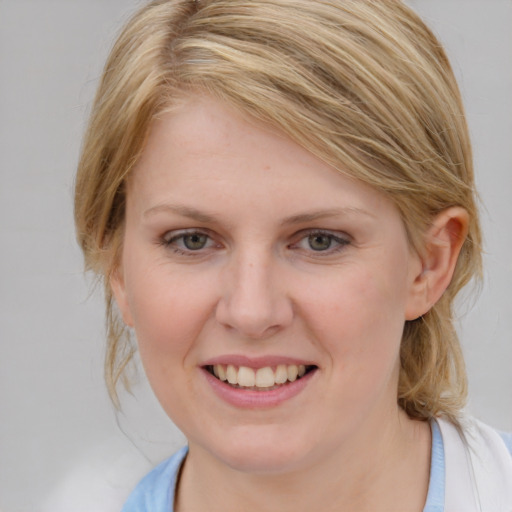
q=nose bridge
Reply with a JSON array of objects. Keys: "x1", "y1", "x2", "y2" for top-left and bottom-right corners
[{"x1": 216, "y1": 245, "x2": 292, "y2": 338}]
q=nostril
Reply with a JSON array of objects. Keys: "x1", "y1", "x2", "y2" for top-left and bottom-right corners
[
  {"x1": 215, "y1": 301, "x2": 293, "y2": 340},
  {"x1": 214, "y1": 266, "x2": 294, "y2": 338}
]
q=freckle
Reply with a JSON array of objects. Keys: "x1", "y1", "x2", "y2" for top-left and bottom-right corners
[{"x1": 263, "y1": 164, "x2": 271, "y2": 171}]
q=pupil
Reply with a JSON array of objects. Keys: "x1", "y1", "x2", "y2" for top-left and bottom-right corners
[
  {"x1": 184, "y1": 233, "x2": 207, "y2": 250},
  {"x1": 309, "y1": 234, "x2": 331, "y2": 251}
]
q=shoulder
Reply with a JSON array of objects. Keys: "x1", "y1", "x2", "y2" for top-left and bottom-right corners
[
  {"x1": 439, "y1": 415, "x2": 512, "y2": 464},
  {"x1": 437, "y1": 415, "x2": 512, "y2": 450},
  {"x1": 462, "y1": 417, "x2": 512, "y2": 458},
  {"x1": 497, "y1": 431, "x2": 512, "y2": 456},
  {"x1": 437, "y1": 415, "x2": 512, "y2": 511},
  {"x1": 122, "y1": 446, "x2": 188, "y2": 512},
  {"x1": 40, "y1": 436, "x2": 154, "y2": 512}
]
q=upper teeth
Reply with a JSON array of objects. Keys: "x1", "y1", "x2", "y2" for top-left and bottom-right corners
[{"x1": 212, "y1": 364, "x2": 307, "y2": 388}]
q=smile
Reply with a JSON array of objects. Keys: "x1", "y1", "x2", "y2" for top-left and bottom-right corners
[{"x1": 205, "y1": 364, "x2": 315, "y2": 390}]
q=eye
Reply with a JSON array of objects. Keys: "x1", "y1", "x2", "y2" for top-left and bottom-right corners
[
  {"x1": 161, "y1": 230, "x2": 216, "y2": 255},
  {"x1": 308, "y1": 233, "x2": 335, "y2": 251},
  {"x1": 292, "y1": 230, "x2": 350, "y2": 254},
  {"x1": 181, "y1": 233, "x2": 208, "y2": 250}
]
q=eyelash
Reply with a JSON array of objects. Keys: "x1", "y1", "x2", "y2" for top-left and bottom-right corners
[
  {"x1": 291, "y1": 230, "x2": 351, "y2": 254},
  {"x1": 160, "y1": 229, "x2": 217, "y2": 256},
  {"x1": 159, "y1": 229, "x2": 351, "y2": 257}
]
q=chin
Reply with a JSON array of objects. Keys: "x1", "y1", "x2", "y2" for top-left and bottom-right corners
[
  {"x1": 220, "y1": 447, "x2": 309, "y2": 475},
  {"x1": 197, "y1": 425, "x2": 320, "y2": 475}
]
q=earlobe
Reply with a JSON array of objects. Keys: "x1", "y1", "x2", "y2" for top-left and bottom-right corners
[
  {"x1": 110, "y1": 266, "x2": 134, "y2": 327},
  {"x1": 405, "y1": 207, "x2": 469, "y2": 320}
]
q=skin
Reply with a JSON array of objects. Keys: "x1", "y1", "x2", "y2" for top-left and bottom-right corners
[{"x1": 112, "y1": 96, "x2": 468, "y2": 511}]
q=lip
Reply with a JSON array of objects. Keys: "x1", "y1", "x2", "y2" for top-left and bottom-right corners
[
  {"x1": 201, "y1": 354, "x2": 316, "y2": 369},
  {"x1": 200, "y1": 364, "x2": 318, "y2": 409}
]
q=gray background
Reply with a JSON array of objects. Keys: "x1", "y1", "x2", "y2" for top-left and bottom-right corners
[{"x1": 1, "y1": 1, "x2": 511, "y2": 510}]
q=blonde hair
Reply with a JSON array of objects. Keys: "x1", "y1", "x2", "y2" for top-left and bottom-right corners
[{"x1": 75, "y1": 0, "x2": 482, "y2": 419}]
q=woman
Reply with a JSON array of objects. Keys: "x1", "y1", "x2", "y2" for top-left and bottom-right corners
[{"x1": 74, "y1": 1, "x2": 512, "y2": 510}]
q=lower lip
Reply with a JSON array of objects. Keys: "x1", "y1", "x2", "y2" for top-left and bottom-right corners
[{"x1": 201, "y1": 368, "x2": 317, "y2": 409}]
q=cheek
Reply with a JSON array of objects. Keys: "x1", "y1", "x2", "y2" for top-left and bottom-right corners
[
  {"x1": 298, "y1": 264, "x2": 408, "y2": 363},
  {"x1": 124, "y1": 269, "x2": 214, "y2": 414},
  {"x1": 122, "y1": 256, "x2": 215, "y2": 370}
]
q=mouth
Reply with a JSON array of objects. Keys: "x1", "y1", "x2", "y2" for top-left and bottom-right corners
[{"x1": 204, "y1": 364, "x2": 317, "y2": 391}]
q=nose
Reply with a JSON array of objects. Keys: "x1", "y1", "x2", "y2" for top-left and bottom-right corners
[{"x1": 215, "y1": 251, "x2": 293, "y2": 339}]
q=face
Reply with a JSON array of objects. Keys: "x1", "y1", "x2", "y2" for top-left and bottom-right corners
[{"x1": 113, "y1": 96, "x2": 425, "y2": 474}]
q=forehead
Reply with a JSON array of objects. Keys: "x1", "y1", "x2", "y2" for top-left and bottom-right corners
[{"x1": 129, "y1": 95, "x2": 401, "y2": 226}]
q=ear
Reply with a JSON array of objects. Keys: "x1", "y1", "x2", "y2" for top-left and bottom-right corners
[
  {"x1": 110, "y1": 265, "x2": 134, "y2": 327},
  {"x1": 405, "y1": 207, "x2": 469, "y2": 320}
]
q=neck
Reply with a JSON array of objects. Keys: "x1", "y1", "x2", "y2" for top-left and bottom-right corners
[{"x1": 175, "y1": 408, "x2": 431, "y2": 512}]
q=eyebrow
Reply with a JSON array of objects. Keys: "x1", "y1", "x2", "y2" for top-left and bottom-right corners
[
  {"x1": 144, "y1": 203, "x2": 374, "y2": 224},
  {"x1": 144, "y1": 204, "x2": 217, "y2": 223},
  {"x1": 281, "y1": 207, "x2": 375, "y2": 225}
]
